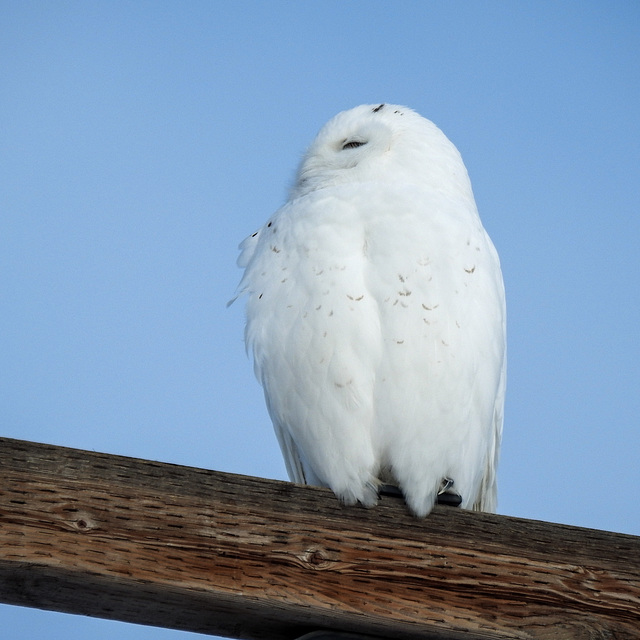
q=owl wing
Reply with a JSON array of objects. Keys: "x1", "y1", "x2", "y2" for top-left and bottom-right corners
[
  {"x1": 238, "y1": 189, "x2": 383, "y2": 507},
  {"x1": 271, "y1": 417, "x2": 324, "y2": 486},
  {"x1": 361, "y1": 186, "x2": 506, "y2": 515},
  {"x1": 472, "y1": 351, "x2": 506, "y2": 512}
]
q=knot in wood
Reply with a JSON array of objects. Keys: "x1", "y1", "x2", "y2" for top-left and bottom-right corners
[
  {"x1": 53, "y1": 503, "x2": 101, "y2": 533},
  {"x1": 300, "y1": 547, "x2": 334, "y2": 571},
  {"x1": 69, "y1": 510, "x2": 99, "y2": 533}
]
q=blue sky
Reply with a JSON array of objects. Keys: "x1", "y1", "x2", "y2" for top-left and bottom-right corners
[{"x1": 2, "y1": 2, "x2": 639, "y2": 638}]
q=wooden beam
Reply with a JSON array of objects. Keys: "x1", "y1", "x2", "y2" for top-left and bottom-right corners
[{"x1": 0, "y1": 437, "x2": 638, "y2": 639}]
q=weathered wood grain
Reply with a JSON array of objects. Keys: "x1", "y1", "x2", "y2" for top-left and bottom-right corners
[{"x1": 0, "y1": 437, "x2": 638, "y2": 639}]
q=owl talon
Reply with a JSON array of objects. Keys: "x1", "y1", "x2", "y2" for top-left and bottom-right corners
[
  {"x1": 379, "y1": 481, "x2": 462, "y2": 507},
  {"x1": 378, "y1": 483, "x2": 403, "y2": 498},
  {"x1": 436, "y1": 491, "x2": 462, "y2": 507},
  {"x1": 437, "y1": 477, "x2": 462, "y2": 507}
]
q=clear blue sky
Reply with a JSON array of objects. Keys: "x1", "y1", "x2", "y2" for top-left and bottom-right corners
[{"x1": 2, "y1": 2, "x2": 639, "y2": 638}]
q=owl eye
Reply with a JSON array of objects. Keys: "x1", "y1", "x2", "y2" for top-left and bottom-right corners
[{"x1": 341, "y1": 139, "x2": 367, "y2": 150}]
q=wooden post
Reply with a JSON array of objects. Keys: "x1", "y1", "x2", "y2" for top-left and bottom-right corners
[{"x1": 0, "y1": 437, "x2": 638, "y2": 639}]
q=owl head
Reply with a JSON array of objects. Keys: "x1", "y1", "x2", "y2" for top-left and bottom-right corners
[{"x1": 290, "y1": 103, "x2": 473, "y2": 202}]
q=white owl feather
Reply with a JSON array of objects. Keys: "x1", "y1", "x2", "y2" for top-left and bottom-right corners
[{"x1": 234, "y1": 104, "x2": 506, "y2": 517}]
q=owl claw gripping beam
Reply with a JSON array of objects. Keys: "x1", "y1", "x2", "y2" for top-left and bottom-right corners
[{"x1": 233, "y1": 104, "x2": 506, "y2": 517}]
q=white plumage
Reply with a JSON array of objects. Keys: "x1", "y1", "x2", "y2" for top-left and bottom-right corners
[{"x1": 234, "y1": 104, "x2": 506, "y2": 517}]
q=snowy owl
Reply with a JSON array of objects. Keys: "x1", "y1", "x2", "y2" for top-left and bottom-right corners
[{"x1": 234, "y1": 103, "x2": 506, "y2": 517}]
